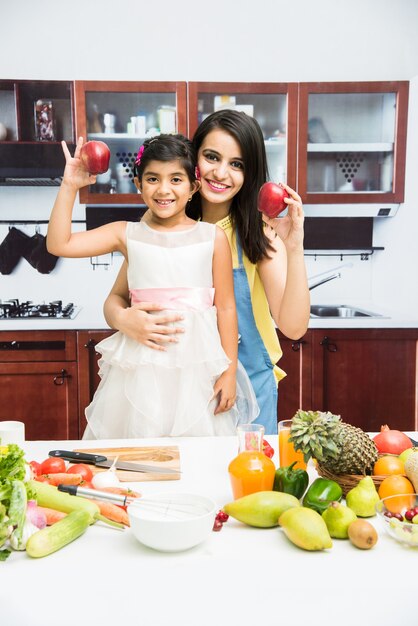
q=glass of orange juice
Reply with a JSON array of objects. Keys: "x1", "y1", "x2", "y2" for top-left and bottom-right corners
[{"x1": 278, "y1": 419, "x2": 306, "y2": 469}]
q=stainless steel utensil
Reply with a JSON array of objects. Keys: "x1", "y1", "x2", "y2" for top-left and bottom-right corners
[{"x1": 49, "y1": 450, "x2": 181, "y2": 475}]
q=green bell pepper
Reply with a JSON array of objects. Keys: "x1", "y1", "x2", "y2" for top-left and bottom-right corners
[
  {"x1": 273, "y1": 461, "x2": 309, "y2": 499},
  {"x1": 302, "y1": 477, "x2": 343, "y2": 514}
]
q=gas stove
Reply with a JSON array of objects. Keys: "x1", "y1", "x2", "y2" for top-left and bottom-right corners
[{"x1": 0, "y1": 299, "x2": 80, "y2": 320}]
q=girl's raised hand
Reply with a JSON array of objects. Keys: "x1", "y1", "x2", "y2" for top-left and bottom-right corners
[
  {"x1": 262, "y1": 183, "x2": 305, "y2": 252},
  {"x1": 61, "y1": 137, "x2": 97, "y2": 190}
]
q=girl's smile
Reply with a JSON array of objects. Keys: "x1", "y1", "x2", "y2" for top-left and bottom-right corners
[{"x1": 136, "y1": 159, "x2": 199, "y2": 228}]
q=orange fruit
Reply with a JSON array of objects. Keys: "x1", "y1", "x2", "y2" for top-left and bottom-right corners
[
  {"x1": 373, "y1": 455, "x2": 405, "y2": 476},
  {"x1": 378, "y1": 475, "x2": 415, "y2": 514}
]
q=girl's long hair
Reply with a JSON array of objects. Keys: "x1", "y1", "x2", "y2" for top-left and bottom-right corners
[{"x1": 189, "y1": 110, "x2": 273, "y2": 263}]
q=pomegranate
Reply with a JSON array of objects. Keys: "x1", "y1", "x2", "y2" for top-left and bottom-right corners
[{"x1": 373, "y1": 425, "x2": 412, "y2": 455}]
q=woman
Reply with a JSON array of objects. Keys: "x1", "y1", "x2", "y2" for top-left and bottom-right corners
[{"x1": 103, "y1": 110, "x2": 310, "y2": 434}]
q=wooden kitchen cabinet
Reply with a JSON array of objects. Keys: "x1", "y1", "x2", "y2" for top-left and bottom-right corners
[
  {"x1": 77, "y1": 330, "x2": 114, "y2": 435},
  {"x1": 280, "y1": 328, "x2": 418, "y2": 432},
  {"x1": 297, "y1": 81, "x2": 409, "y2": 205},
  {"x1": 0, "y1": 331, "x2": 78, "y2": 440},
  {"x1": 69, "y1": 79, "x2": 409, "y2": 206},
  {"x1": 276, "y1": 331, "x2": 312, "y2": 422},
  {"x1": 74, "y1": 81, "x2": 187, "y2": 205},
  {"x1": 188, "y1": 82, "x2": 298, "y2": 189},
  {"x1": 310, "y1": 328, "x2": 418, "y2": 431},
  {"x1": 0, "y1": 79, "x2": 75, "y2": 184}
]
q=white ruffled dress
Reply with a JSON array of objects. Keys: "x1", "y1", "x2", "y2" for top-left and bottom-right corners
[{"x1": 83, "y1": 221, "x2": 259, "y2": 439}]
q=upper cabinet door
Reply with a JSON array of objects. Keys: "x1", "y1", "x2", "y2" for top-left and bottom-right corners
[
  {"x1": 297, "y1": 81, "x2": 409, "y2": 204},
  {"x1": 0, "y1": 79, "x2": 75, "y2": 184},
  {"x1": 188, "y1": 82, "x2": 298, "y2": 189},
  {"x1": 75, "y1": 81, "x2": 187, "y2": 205}
]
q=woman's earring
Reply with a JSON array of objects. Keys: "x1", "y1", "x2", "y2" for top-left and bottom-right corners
[{"x1": 188, "y1": 196, "x2": 192, "y2": 202}]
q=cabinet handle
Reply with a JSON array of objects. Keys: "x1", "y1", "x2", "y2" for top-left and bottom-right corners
[
  {"x1": 320, "y1": 336, "x2": 338, "y2": 352},
  {"x1": 84, "y1": 339, "x2": 99, "y2": 350},
  {"x1": 53, "y1": 369, "x2": 71, "y2": 386},
  {"x1": 291, "y1": 340, "x2": 307, "y2": 352}
]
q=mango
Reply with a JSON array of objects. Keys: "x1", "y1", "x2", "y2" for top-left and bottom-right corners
[{"x1": 223, "y1": 490, "x2": 300, "y2": 528}]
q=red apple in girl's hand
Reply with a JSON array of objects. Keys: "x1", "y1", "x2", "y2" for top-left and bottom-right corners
[
  {"x1": 80, "y1": 140, "x2": 111, "y2": 175},
  {"x1": 257, "y1": 182, "x2": 290, "y2": 218}
]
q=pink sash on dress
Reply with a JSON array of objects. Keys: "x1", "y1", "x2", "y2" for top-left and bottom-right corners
[{"x1": 130, "y1": 287, "x2": 215, "y2": 311}]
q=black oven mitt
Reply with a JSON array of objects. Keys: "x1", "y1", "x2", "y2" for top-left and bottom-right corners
[
  {"x1": 0, "y1": 227, "x2": 31, "y2": 274},
  {"x1": 23, "y1": 233, "x2": 59, "y2": 274}
]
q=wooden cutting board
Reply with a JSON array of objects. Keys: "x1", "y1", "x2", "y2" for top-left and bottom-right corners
[{"x1": 73, "y1": 446, "x2": 181, "y2": 482}]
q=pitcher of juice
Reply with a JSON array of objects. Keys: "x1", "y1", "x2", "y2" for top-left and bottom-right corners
[
  {"x1": 278, "y1": 419, "x2": 307, "y2": 470},
  {"x1": 228, "y1": 424, "x2": 275, "y2": 500}
]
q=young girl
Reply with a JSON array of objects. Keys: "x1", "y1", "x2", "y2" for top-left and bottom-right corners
[
  {"x1": 103, "y1": 111, "x2": 310, "y2": 435},
  {"x1": 47, "y1": 134, "x2": 258, "y2": 438}
]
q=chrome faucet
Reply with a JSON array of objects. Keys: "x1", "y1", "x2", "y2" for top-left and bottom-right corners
[{"x1": 308, "y1": 271, "x2": 341, "y2": 291}]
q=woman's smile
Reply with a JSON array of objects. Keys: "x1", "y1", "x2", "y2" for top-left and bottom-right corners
[{"x1": 205, "y1": 179, "x2": 231, "y2": 192}]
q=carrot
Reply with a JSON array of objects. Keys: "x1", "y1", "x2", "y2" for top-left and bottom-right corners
[
  {"x1": 37, "y1": 506, "x2": 68, "y2": 525},
  {"x1": 87, "y1": 498, "x2": 130, "y2": 526},
  {"x1": 41, "y1": 473, "x2": 83, "y2": 486},
  {"x1": 91, "y1": 486, "x2": 142, "y2": 498}
]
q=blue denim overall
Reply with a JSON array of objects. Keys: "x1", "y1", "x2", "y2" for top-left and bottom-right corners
[{"x1": 233, "y1": 237, "x2": 278, "y2": 435}]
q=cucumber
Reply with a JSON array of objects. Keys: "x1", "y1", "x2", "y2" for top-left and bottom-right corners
[
  {"x1": 26, "y1": 510, "x2": 91, "y2": 558},
  {"x1": 27, "y1": 480, "x2": 99, "y2": 524}
]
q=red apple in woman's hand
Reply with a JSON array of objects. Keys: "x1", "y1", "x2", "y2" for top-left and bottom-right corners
[
  {"x1": 80, "y1": 140, "x2": 111, "y2": 175},
  {"x1": 257, "y1": 182, "x2": 290, "y2": 218}
]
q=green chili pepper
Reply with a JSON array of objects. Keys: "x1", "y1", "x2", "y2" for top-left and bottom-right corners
[
  {"x1": 273, "y1": 461, "x2": 309, "y2": 499},
  {"x1": 302, "y1": 477, "x2": 343, "y2": 514}
]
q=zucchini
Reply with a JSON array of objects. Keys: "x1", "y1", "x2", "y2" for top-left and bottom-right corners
[
  {"x1": 26, "y1": 510, "x2": 91, "y2": 558},
  {"x1": 27, "y1": 480, "x2": 99, "y2": 524}
]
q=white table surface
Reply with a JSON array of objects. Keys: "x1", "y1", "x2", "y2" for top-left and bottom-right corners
[{"x1": 3, "y1": 435, "x2": 417, "y2": 626}]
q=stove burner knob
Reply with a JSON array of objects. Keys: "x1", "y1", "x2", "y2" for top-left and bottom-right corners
[{"x1": 62, "y1": 303, "x2": 74, "y2": 317}]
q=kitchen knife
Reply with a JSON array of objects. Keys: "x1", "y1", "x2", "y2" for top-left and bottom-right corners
[{"x1": 48, "y1": 450, "x2": 181, "y2": 475}]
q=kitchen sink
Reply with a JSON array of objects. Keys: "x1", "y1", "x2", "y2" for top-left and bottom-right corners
[{"x1": 310, "y1": 305, "x2": 386, "y2": 318}]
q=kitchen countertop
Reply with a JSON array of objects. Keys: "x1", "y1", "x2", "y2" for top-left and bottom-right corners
[
  {"x1": 1, "y1": 299, "x2": 417, "y2": 331},
  {"x1": 3, "y1": 435, "x2": 417, "y2": 626}
]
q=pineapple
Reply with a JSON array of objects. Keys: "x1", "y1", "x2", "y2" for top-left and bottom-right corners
[{"x1": 289, "y1": 410, "x2": 378, "y2": 475}]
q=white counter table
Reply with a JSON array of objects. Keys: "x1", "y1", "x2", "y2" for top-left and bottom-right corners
[{"x1": 3, "y1": 435, "x2": 417, "y2": 626}]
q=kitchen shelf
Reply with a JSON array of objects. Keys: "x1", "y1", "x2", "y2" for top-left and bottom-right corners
[
  {"x1": 307, "y1": 142, "x2": 394, "y2": 153},
  {"x1": 0, "y1": 79, "x2": 75, "y2": 183}
]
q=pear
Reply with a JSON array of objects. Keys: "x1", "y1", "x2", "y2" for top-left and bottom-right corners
[
  {"x1": 346, "y1": 476, "x2": 380, "y2": 517},
  {"x1": 223, "y1": 491, "x2": 300, "y2": 528},
  {"x1": 322, "y1": 501, "x2": 357, "y2": 538},
  {"x1": 399, "y1": 447, "x2": 418, "y2": 465},
  {"x1": 279, "y1": 506, "x2": 332, "y2": 551}
]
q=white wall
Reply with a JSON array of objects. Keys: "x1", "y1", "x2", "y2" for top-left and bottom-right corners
[{"x1": 1, "y1": 0, "x2": 418, "y2": 318}]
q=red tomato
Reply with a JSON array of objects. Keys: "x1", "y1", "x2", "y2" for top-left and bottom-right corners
[
  {"x1": 29, "y1": 460, "x2": 42, "y2": 476},
  {"x1": 40, "y1": 457, "x2": 67, "y2": 474},
  {"x1": 67, "y1": 463, "x2": 94, "y2": 482}
]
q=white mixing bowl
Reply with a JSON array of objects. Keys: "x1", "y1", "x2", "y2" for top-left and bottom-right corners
[{"x1": 128, "y1": 492, "x2": 217, "y2": 552}]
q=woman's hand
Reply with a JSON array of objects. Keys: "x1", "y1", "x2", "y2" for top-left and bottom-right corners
[
  {"x1": 212, "y1": 369, "x2": 237, "y2": 415},
  {"x1": 61, "y1": 137, "x2": 97, "y2": 190},
  {"x1": 262, "y1": 183, "x2": 304, "y2": 252},
  {"x1": 114, "y1": 302, "x2": 185, "y2": 351}
]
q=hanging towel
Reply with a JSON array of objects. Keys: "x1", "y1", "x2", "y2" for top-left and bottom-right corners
[
  {"x1": 22, "y1": 233, "x2": 59, "y2": 274},
  {"x1": 0, "y1": 227, "x2": 31, "y2": 274}
]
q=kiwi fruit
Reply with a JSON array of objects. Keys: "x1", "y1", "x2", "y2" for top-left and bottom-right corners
[{"x1": 347, "y1": 519, "x2": 378, "y2": 549}]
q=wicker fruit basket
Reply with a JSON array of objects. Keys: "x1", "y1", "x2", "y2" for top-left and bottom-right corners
[{"x1": 316, "y1": 464, "x2": 388, "y2": 497}]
